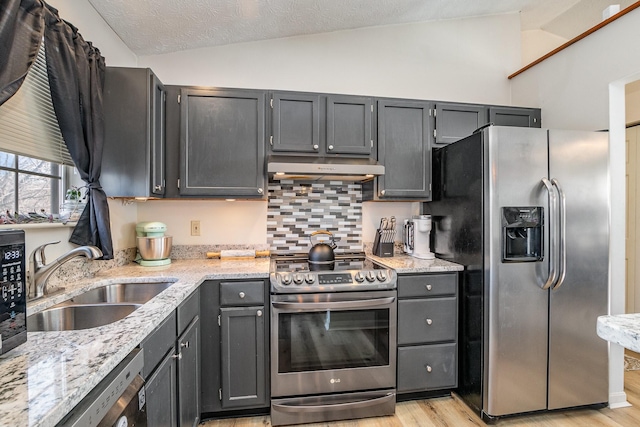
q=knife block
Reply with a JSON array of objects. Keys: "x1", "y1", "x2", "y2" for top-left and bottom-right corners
[{"x1": 373, "y1": 232, "x2": 394, "y2": 257}]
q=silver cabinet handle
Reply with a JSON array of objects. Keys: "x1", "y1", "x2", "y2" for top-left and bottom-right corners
[
  {"x1": 257, "y1": 310, "x2": 263, "y2": 317},
  {"x1": 541, "y1": 178, "x2": 559, "y2": 290},
  {"x1": 380, "y1": 190, "x2": 385, "y2": 196},
  {"x1": 426, "y1": 365, "x2": 432, "y2": 373},
  {"x1": 313, "y1": 144, "x2": 319, "y2": 150},
  {"x1": 180, "y1": 341, "x2": 189, "y2": 349},
  {"x1": 426, "y1": 318, "x2": 433, "y2": 325},
  {"x1": 239, "y1": 291, "x2": 245, "y2": 299},
  {"x1": 172, "y1": 352, "x2": 182, "y2": 360},
  {"x1": 328, "y1": 145, "x2": 334, "y2": 150},
  {"x1": 425, "y1": 284, "x2": 432, "y2": 291},
  {"x1": 154, "y1": 185, "x2": 162, "y2": 191},
  {"x1": 257, "y1": 188, "x2": 263, "y2": 194}
]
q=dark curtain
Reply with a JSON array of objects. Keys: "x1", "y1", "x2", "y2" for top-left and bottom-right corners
[
  {"x1": 0, "y1": 0, "x2": 44, "y2": 103},
  {"x1": 0, "y1": 1, "x2": 113, "y2": 259}
]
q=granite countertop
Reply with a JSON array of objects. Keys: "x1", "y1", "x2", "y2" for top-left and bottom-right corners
[
  {"x1": 0, "y1": 254, "x2": 462, "y2": 427},
  {"x1": 597, "y1": 313, "x2": 640, "y2": 353}
]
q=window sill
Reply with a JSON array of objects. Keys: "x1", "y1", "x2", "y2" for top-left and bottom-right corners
[{"x1": 0, "y1": 222, "x2": 77, "y2": 230}]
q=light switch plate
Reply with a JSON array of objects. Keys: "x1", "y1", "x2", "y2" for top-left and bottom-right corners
[{"x1": 191, "y1": 220, "x2": 200, "y2": 236}]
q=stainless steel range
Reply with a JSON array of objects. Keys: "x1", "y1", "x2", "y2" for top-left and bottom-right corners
[{"x1": 269, "y1": 252, "x2": 397, "y2": 426}]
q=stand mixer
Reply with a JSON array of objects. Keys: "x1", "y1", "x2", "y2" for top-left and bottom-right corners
[{"x1": 136, "y1": 222, "x2": 172, "y2": 266}]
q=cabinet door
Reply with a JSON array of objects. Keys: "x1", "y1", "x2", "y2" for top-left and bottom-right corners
[
  {"x1": 102, "y1": 67, "x2": 166, "y2": 198},
  {"x1": 146, "y1": 349, "x2": 178, "y2": 427},
  {"x1": 178, "y1": 316, "x2": 200, "y2": 427},
  {"x1": 397, "y1": 343, "x2": 457, "y2": 392},
  {"x1": 434, "y1": 102, "x2": 487, "y2": 146},
  {"x1": 271, "y1": 92, "x2": 321, "y2": 153},
  {"x1": 180, "y1": 88, "x2": 266, "y2": 197},
  {"x1": 489, "y1": 106, "x2": 541, "y2": 128},
  {"x1": 377, "y1": 99, "x2": 431, "y2": 199},
  {"x1": 151, "y1": 73, "x2": 166, "y2": 196},
  {"x1": 326, "y1": 95, "x2": 373, "y2": 155},
  {"x1": 219, "y1": 306, "x2": 267, "y2": 409}
]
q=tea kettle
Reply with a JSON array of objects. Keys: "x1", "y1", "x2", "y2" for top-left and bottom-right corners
[{"x1": 308, "y1": 230, "x2": 337, "y2": 264}]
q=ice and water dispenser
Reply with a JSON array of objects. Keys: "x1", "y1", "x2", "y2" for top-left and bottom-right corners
[{"x1": 501, "y1": 207, "x2": 543, "y2": 262}]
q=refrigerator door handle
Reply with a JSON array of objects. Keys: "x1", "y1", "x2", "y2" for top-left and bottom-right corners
[
  {"x1": 551, "y1": 178, "x2": 567, "y2": 290},
  {"x1": 541, "y1": 178, "x2": 559, "y2": 289}
]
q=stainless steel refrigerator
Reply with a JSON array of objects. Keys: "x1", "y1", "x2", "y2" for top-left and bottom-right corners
[{"x1": 427, "y1": 126, "x2": 609, "y2": 420}]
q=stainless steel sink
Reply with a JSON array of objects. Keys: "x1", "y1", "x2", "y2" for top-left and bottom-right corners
[
  {"x1": 63, "y1": 282, "x2": 174, "y2": 305},
  {"x1": 27, "y1": 281, "x2": 175, "y2": 332},
  {"x1": 27, "y1": 303, "x2": 142, "y2": 332}
]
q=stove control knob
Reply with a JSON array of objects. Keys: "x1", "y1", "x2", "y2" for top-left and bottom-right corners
[
  {"x1": 377, "y1": 271, "x2": 387, "y2": 282},
  {"x1": 280, "y1": 273, "x2": 292, "y2": 286},
  {"x1": 293, "y1": 274, "x2": 304, "y2": 285},
  {"x1": 305, "y1": 274, "x2": 315, "y2": 284},
  {"x1": 354, "y1": 272, "x2": 365, "y2": 283},
  {"x1": 366, "y1": 271, "x2": 376, "y2": 282}
]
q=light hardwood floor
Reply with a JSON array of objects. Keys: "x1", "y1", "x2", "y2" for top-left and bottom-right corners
[{"x1": 202, "y1": 369, "x2": 640, "y2": 427}]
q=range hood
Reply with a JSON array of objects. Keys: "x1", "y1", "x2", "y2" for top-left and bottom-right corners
[{"x1": 267, "y1": 155, "x2": 384, "y2": 182}]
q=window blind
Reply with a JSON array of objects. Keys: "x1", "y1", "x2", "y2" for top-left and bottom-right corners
[{"x1": 0, "y1": 41, "x2": 73, "y2": 166}]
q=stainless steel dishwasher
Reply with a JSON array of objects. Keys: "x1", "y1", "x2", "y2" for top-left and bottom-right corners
[{"x1": 59, "y1": 348, "x2": 147, "y2": 426}]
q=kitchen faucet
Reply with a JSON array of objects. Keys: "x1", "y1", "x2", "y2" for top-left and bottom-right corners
[{"x1": 28, "y1": 241, "x2": 103, "y2": 301}]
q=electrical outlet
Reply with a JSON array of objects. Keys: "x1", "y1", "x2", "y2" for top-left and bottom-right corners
[{"x1": 191, "y1": 220, "x2": 200, "y2": 236}]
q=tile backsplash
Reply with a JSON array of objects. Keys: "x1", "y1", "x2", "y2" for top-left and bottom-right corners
[{"x1": 267, "y1": 180, "x2": 363, "y2": 253}]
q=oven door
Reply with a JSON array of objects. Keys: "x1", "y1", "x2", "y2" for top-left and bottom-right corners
[{"x1": 271, "y1": 290, "x2": 397, "y2": 398}]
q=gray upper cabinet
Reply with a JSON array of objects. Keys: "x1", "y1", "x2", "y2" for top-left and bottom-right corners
[
  {"x1": 433, "y1": 102, "x2": 487, "y2": 147},
  {"x1": 102, "y1": 67, "x2": 166, "y2": 198},
  {"x1": 489, "y1": 106, "x2": 541, "y2": 128},
  {"x1": 269, "y1": 91, "x2": 375, "y2": 157},
  {"x1": 270, "y1": 92, "x2": 321, "y2": 153},
  {"x1": 179, "y1": 88, "x2": 266, "y2": 198},
  {"x1": 375, "y1": 99, "x2": 431, "y2": 200},
  {"x1": 326, "y1": 95, "x2": 374, "y2": 155}
]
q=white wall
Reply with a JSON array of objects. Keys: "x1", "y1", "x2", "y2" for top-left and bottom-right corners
[
  {"x1": 139, "y1": 14, "x2": 521, "y2": 105},
  {"x1": 521, "y1": 29, "x2": 568, "y2": 66},
  {"x1": 511, "y1": 7, "x2": 640, "y2": 408}
]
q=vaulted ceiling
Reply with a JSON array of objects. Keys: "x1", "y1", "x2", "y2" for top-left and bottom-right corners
[{"x1": 87, "y1": 0, "x2": 635, "y2": 56}]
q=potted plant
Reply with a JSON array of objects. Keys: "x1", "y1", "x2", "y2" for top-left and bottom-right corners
[{"x1": 61, "y1": 186, "x2": 87, "y2": 221}]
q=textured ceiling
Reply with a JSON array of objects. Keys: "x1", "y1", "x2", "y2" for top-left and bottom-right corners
[{"x1": 87, "y1": 0, "x2": 613, "y2": 56}]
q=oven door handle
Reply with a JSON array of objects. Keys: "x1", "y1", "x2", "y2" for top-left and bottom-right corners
[
  {"x1": 271, "y1": 297, "x2": 395, "y2": 311},
  {"x1": 272, "y1": 392, "x2": 395, "y2": 413}
]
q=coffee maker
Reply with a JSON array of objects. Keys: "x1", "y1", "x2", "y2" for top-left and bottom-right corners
[{"x1": 403, "y1": 215, "x2": 435, "y2": 260}]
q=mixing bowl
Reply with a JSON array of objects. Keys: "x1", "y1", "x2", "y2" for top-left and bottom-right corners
[{"x1": 137, "y1": 236, "x2": 172, "y2": 260}]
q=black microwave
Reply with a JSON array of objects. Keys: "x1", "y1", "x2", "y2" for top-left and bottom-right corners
[{"x1": 0, "y1": 229, "x2": 27, "y2": 355}]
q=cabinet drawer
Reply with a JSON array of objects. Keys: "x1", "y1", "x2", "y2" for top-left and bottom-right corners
[
  {"x1": 177, "y1": 288, "x2": 200, "y2": 335},
  {"x1": 398, "y1": 298, "x2": 456, "y2": 345},
  {"x1": 397, "y1": 343, "x2": 457, "y2": 392},
  {"x1": 142, "y1": 311, "x2": 177, "y2": 379},
  {"x1": 220, "y1": 281, "x2": 265, "y2": 306},
  {"x1": 398, "y1": 274, "x2": 457, "y2": 298}
]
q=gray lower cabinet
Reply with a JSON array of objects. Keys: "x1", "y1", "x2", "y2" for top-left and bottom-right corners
[
  {"x1": 269, "y1": 91, "x2": 375, "y2": 157},
  {"x1": 371, "y1": 98, "x2": 431, "y2": 200},
  {"x1": 142, "y1": 290, "x2": 200, "y2": 427},
  {"x1": 397, "y1": 273, "x2": 458, "y2": 394},
  {"x1": 102, "y1": 66, "x2": 166, "y2": 198},
  {"x1": 200, "y1": 279, "x2": 270, "y2": 415},
  {"x1": 179, "y1": 88, "x2": 266, "y2": 198}
]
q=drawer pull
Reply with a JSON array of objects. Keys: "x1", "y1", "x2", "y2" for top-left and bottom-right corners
[
  {"x1": 172, "y1": 352, "x2": 183, "y2": 360},
  {"x1": 180, "y1": 341, "x2": 190, "y2": 349},
  {"x1": 239, "y1": 291, "x2": 246, "y2": 299},
  {"x1": 426, "y1": 318, "x2": 433, "y2": 325},
  {"x1": 257, "y1": 310, "x2": 263, "y2": 317},
  {"x1": 426, "y1": 365, "x2": 432, "y2": 373},
  {"x1": 426, "y1": 284, "x2": 432, "y2": 291}
]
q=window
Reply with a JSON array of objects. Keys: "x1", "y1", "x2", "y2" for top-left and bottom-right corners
[{"x1": 0, "y1": 150, "x2": 64, "y2": 217}]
